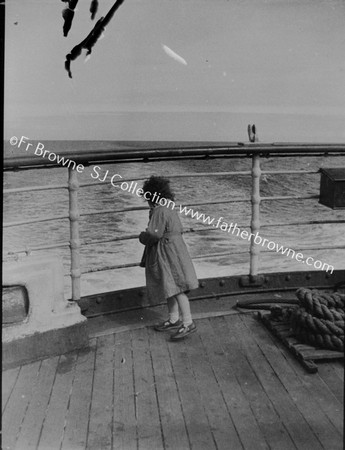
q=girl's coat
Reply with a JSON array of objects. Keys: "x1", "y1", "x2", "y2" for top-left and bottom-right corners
[{"x1": 139, "y1": 205, "x2": 198, "y2": 301}]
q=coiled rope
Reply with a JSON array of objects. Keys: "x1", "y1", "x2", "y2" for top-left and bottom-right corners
[{"x1": 291, "y1": 288, "x2": 344, "y2": 352}]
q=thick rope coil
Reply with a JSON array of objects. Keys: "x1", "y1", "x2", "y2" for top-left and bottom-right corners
[
  {"x1": 295, "y1": 288, "x2": 344, "y2": 321},
  {"x1": 291, "y1": 288, "x2": 344, "y2": 352}
]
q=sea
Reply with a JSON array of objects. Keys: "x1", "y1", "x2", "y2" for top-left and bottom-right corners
[{"x1": 3, "y1": 140, "x2": 345, "y2": 299}]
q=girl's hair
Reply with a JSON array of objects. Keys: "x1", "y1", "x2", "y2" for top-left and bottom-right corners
[{"x1": 142, "y1": 176, "x2": 175, "y2": 201}]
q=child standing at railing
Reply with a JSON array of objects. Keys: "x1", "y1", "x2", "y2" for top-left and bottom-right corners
[{"x1": 139, "y1": 176, "x2": 199, "y2": 340}]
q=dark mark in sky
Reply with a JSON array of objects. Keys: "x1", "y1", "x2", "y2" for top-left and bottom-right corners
[
  {"x1": 90, "y1": 0, "x2": 99, "y2": 20},
  {"x1": 65, "y1": 0, "x2": 125, "y2": 79},
  {"x1": 61, "y1": 0, "x2": 78, "y2": 37}
]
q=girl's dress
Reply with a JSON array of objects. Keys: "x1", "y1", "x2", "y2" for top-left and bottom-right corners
[{"x1": 139, "y1": 205, "x2": 198, "y2": 301}]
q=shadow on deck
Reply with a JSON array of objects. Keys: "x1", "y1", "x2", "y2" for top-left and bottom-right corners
[{"x1": 2, "y1": 302, "x2": 344, "y2": 450}]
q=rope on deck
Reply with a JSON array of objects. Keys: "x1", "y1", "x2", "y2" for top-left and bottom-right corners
[{"x1": 291, "y1": 288, "x2": 344, "y2": 352}]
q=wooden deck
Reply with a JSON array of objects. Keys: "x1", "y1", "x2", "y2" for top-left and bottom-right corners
[{"x1": 2, "y1": 313, "x2": 343, "y2": 450}]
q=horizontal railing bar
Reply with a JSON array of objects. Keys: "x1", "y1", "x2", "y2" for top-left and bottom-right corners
[
  {"x1": 262, "y1": 170, "x2": 318, "y2": 175},
  {"x1": 5, "y1": 242, "x2": 71, "y2": 254},
  {"x1": 260, "y1": 219, "x2": 345, "y2": 227},
  {"x1": 80, "y1": 262, "x2": 141, "y2": 273},
  {"x1": 82, "y1": 235, "x2": 140, "y2": 246},
  {"x1": 79, "y1": 206, "x2": 148, "y2": 217},
  {"x1": 1, "y1": 193, "x2": 326, "y2": 227},
  {"x1": 192, "y1": 245, "x2": 345, "y2": 260},
  {"x1": 3, "y1": 169, "x2": 319, "y2": 195},
  {"x1": 261, "y1": 195, "x2": 319, "y2": 201},
  {"x1": 78, "y1": 170, "x2": 319, "y2": 186},
  {"x1": 79, "y1": 250, "x2": 252, "y2": 274},
  {"x1": 78, "y1": 199, "x2": 251, "y2": 218},
  {"x1": 78, "y1": 169, "x2": 318, "y2": 188},
  {"x1": 3, "y1": 215, "x2": 69, "y2": 227},
  {"x1": 76, "y1": 195, "x2": 321, "y2": 217},
  {"x1": 79, "y1": 172, "x2": 252, "y2": 188},
  {"x1": 7, "y1": 153, "x2": 345, "y2": 173},
  {"x1": 264, "y1": 245, "x2": 345, "y2": 253},
  {"x1": 6, "y1": 218, "x2": 344, "y2": 255},
  {"x1": 3, "y1": 185, "x2": 68, "y2": 194},
  {"x1": 4, "y1": 142, "x2": 345, "y2": 170},
  {"x1": 261, "y1": 171, "x2": 318, "y2": 175},
  {"x1": 78, "y1": 243, "x2": 344, "y2": 274}
]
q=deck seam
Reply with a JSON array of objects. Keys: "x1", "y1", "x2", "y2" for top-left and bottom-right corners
[
  {"x1": 85, "y1": 338, "x2": 98, "y2": 450},
  {"x1": 15, "y1": 360, "x2": 42, "y2": 448},
  {"x1": 36, "y1": 354, "x2": 61, "y2": 449},
  {"x1": 148, "y1": 330, "x2": 167, "y2": 450},
  {"x1": 110, "y1": 334, "x2": 116, "y2": 450},
  {"x1": 184, "y1": 333, "x2": 219, "y2": 450},
  {"x1": 207, "y1": 316, "x2": 271, "y2": 450},
  {"x1": 129, "y1": 331, "x2": 139, "y2": 449},
  {"x1": 239, "y1": 324, "x2": 301, "y2": 449},
  {"x1": 166, "y1": 335, "x2": 192, "y2": 449},
  {"x1": 2, "y1": 366, "x2": 21, "y2": 414},
  {"x1": 59, "y1": 353, "x2": 79, "y2": 450},
  {"x1": 198, "y1": 319, "x2": 246, "y2": 450}
]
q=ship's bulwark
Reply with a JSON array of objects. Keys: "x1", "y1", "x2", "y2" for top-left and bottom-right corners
[{"x1": 3, "y1": 141, "x2": 345, "y2": 298}]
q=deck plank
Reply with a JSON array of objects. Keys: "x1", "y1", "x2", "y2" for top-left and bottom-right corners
[
  {"x1": 210, "y1": 316, "x2": 295, "y2": 450},
  {"x1": 61, "y1": 339, "x2": 97, "y2": 450},
  {"x1": 2, "y1": 366, "x2": 20, "y2": 414},
  {"x1": 239, "y1": 314, "x2": 343, "y2": 450},
  {"x1": 15, "y1": 356, "x2": 60, "y2": 450},
  {"x1": 2, "y1": 361, "x2": 41, "y2": 450},
  {"x1": 167, "y1": 332, "x2": 217, "y2": 450},
  {"x1": 185, "y1": 321, "x2": 244, "y2": 450},
  {"x1": 225, "y1": 314, "x2": 324, "y2": 450},
  {"x1": 329, "y1": 361, "x2": 344, "y2": 381},
  {"x1": 87, "y1": 334, "x2": 115, "y2": 450},
  {"x1": 317, "y1": 363, "x2": 344, "y2": 402},
  {"x1": 2, "y1": 310, "x2": 343, "y2": 450},
  {"x1": 241, "y1": 314, "x2": 344, "y2": 437},
  {"x1": 113, "y1": 331, "x2": 137, "y2": 450},
  {"x1": 197, "y1": 318, "x2": 269, "y2": 450},
  {"x1": 38, "y1": 352, "x2": 78, "y2": 450},
  {"x1": 149, "y1": 328, "x2": 190, "y2": 450},
  {"x1": 132, "y1": 327, "x2": 164, "y2": 450}
]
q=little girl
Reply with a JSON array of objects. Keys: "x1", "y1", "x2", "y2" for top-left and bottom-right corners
[{"x1": 139, "y1": 176, "x2": 199, "y2": 340}]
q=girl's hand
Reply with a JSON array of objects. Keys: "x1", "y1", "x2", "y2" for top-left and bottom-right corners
[{"x1": 139, "y1": 231, "x2": 147, "y2": 244}]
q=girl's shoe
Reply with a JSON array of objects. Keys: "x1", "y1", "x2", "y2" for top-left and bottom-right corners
[
  {"x1": 170, "y1": 322, "x2": 196, "y2": 340},
  {"x1": 154, "y1": 319, "x2": 183, "y2": 331}
]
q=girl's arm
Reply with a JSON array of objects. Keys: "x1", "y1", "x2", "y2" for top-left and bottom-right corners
[{"x1": 139, "y1": 207, "x2": 166, "y2": 246}]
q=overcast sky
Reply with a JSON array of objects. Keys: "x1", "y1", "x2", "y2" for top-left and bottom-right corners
[{"x1": 4, "y1": 0, "x2": 345, "y2": 142}]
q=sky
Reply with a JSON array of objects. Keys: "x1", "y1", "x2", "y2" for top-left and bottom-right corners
[{"x1": 4, "y1": 0, "x2": 345, "y2": 142}]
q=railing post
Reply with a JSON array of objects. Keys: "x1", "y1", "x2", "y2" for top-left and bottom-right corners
[
  {"x1": 250, "y1": 154, "x2": 261, "y2": 278},
  {"x1": 68, "y1": 167, "x2": 81, "y2": 301}
]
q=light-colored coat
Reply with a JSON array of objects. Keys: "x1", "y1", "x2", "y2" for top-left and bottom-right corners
[{"x1": 139, "y1": 205, "x2": 199, "y2": 301}]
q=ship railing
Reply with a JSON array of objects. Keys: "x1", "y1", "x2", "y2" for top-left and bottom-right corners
[{"x1": 3, "y1": 144, "x2": 345, "y2": 301}]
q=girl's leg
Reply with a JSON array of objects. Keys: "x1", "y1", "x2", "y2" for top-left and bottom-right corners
[
  {"x1": 175, "y1": 293, "x2": 193, "y2": 327},
  {"x1": 167, "y1": 296, "x2": 179, "y2": 323}
]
